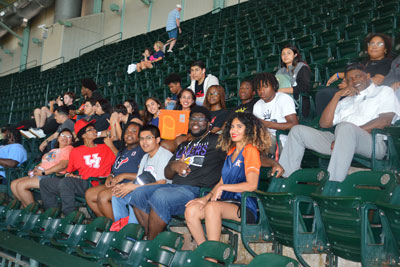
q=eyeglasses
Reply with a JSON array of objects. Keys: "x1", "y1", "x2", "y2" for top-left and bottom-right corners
[
  {"x1": 190, "y1": 117, "x2": 207, "y2": 122},
  {"x1": 208, "y1": 91, "x2": 219, "y2": 96},
  {"x1": 368, "y1": 42, "x2": 385, "y2": 48},
  {"x1": 60, "y1": 133, "x2": 73, "y2": 139},
  {"x1": 139, "y1": 136, "x2": 155, "y2": 141},
  {"x1": 85, "y1": 127, "x2": 96, "y2": 133}
]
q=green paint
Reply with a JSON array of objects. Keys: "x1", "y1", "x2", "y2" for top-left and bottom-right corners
[
  {"x1": 147, "y1": 0, "x2": 153, "y2": 33},
  {"x1": 120, "y1": 0, "x2": 126, "y2": 35},
  {"x1": 0, "y1": 21, "x2": 22, "y2": 40},
  {"x1": 180, "y1": 0, "x2": 185, "y2": 20},
  {"x1": 93, "y1": 0, "x2": 103, "y2": 14},
  {"x1": 20, "y1": 23, "x2": 30, "y2": 71}
]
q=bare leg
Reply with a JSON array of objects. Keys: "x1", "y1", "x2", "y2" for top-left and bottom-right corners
[
  {"x1": 39, "y1": 107, "x2": 50, "y2": 128},
  {"x1": 136, "y1": 63, "x2": 142, "y2": 73},
  {"x1": 17, "y1": 177, "x2": 39, "y2": 207},
  {"x1": 141, "y1": 61, "x2": 153, "y2": 71},
  {"x1": 185, "y1": 202, "x2": 206, "y2": 245},
  {"x1": 85, "y1": 185, "x2": 107, "y2": 217},
  {"x1": 204, "y1": 202, "x2": 240, "y2": 242},
  {"x1": 33, "y1": 108, "x2": 41, "y2": 128},
  {"x1": 168, "y1": 39, "x2": 177, "y2": 51},
  {"x1": 11, "y1": 177, "x2": 28, "y2": 200},
  {"x1": 98, "y1": 188, "x2": 114, "y2": 220},
  {"x1": 133, "y1": 207, "x2": 149, "y2": 235},
  {"x1": 147, "y1": 209, "x2": 167, "y2": 240}
]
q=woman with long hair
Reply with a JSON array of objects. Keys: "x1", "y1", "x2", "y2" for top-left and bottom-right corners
[
  {"x1": 173, "y1": 88, "x2": 196, "y2": 111},
  {"x1": 184, "y1": 112, "x2": 271, "y2": 245},
  {"x1": 203, "y1": 85, "x2": 230, "y2": 133},
  {"x1": 11, "y1": 129, "x2": 74, "y2": 207},
  {"x1": 143, "y1": 97, "x2": 163, "y2": 127},
  {"x1": 136, "y1": 41, "x2": 165, "y2": 72}
]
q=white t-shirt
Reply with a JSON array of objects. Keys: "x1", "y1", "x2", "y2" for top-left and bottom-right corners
[
  {"x1": 253, "y1": 92, "x2": 296, "y2": 146},
  {"x1": 333, "y1": 83, "x2": 400, "y2": 126},
  {"x1": 137, "y1": 146, "x2": 173, "y2": 183}
]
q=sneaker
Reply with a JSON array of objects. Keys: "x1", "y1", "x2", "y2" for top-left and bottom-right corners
[
  {"x1": 29, "y1": 128, "x2": 46, "y2": 138},
  {"x1": 20, "y1": 130, "x2": 36, "y2": 139},
  {"x1": 167, "y1": 50, "x2": 173, "y2": 53}
]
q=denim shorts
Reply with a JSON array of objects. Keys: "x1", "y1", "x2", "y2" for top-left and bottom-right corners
[
  {"x1": 167, "y1": 28, "x2": 178, "y2": 39},
  {"x1": 129, "y1": 184, "x2": 200, "y2": 224}
]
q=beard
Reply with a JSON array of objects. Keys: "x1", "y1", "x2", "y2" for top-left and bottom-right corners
[{"x1": 189, "y1": 127, "x2": 208, "y2": 137}]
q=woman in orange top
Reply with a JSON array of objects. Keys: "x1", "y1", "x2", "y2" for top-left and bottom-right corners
[{"x1": 185, "y1": 112, "x2": 271, "y2": 245}]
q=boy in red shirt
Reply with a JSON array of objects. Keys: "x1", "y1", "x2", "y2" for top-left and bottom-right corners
[{"x1": 40, "y1": 119, "x2": 115, "y2": 215}]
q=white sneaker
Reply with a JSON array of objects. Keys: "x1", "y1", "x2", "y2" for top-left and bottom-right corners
[
  {"x1": 29, "y1": 128, "x2": 46, "y2": 138},
  {"x1": 167, "y1": 50, "x2": 173, "y2": 53},
  {"x1": 20, "y1": 130, "x2": 36, "y2": 139}
]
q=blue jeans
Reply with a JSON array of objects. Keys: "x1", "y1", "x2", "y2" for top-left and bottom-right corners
[
  {"x1": 130, "y1": 184, "x2": 200, "y2": 224},
  {"x1": 112, "y1": 194, "x2": 138, "y2": 224}
]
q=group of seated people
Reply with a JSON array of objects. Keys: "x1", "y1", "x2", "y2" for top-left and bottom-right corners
[{"x1": 0, "y1": 32, "x2": 399, "y2": 247}]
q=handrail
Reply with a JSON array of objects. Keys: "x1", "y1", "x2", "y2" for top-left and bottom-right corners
[
  {"x1": 79, "y1": 32, "x2": 123, "y2": 56},
  {"x1": 40, "y1": 56, "x2": 65, "y2": 69},
  {"x1": 0, "y1": 60, "x2": 37, "y2": 76}
]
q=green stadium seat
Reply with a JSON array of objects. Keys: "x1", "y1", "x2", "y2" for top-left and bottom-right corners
[
  {"x1": 371, "y1": 15, "x2": 398, "y2": 34},
  {"x1": 344, "y1": 23, "x2": 368, "y2": 41},
  {"x1": 310, "y1": 171, "x2": 397, "y2": 265},
  {"x1": 238, "y1": 253, "x2": 299, "y2": 267},
  {"x1": 76, "y1": 223, "x2": 145, "y2": 262},
  {"x1": 107, "y1": 231, "x2": 184, "y2": 267},
  {"x1": 14, "y1": 207, "x2": 60, "y2": 238},
  {"x1": 169, "y1": 241, "x2": 235, "y2": 267}
]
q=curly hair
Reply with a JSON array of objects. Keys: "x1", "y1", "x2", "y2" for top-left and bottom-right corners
[
  {"x1": 252, "y1": 72, "x2": 279, "y2": 92},
  {"x1": 217, "y1": 112, "x2": 271, "y2": 154},
  {"x1": 203, "y1": 85, "x2": 226, "y2": 110}
]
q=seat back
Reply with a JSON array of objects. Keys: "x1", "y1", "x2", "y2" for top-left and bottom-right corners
[
  {"x1": 247, "y1": 253, "x2": 299, "y2": 267},
  {"x1": 169, "y1": 241, "x2": 235, "y2": 267},
  {"x1": 7, "y1": 202, "x2": 39, "y2": 229},
  {"x1": 312, "y1": 171, "x2": 396, "y2": 262},
  {"x1": 16, "y1": 207, "x2": 60, "y2": 236},
  {"x1": 75, "y1": 216, "x2": 113, "y2": 251}
]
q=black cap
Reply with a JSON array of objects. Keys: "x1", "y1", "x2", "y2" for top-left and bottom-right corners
[
  {"x1": 344, "y1": 63, "x2": 367, "y2": 76},
  {"x1": 190, "y1": 106, "x2": 211, "y2": 122}
]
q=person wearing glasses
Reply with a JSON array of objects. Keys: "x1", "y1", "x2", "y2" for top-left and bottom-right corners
[
  {"x1": 40, "y1": 119, "x2": 116, "y2": 215},
  {"x1": 11, "y1": 129, "x2": 74, "y2": 208},
  {"x1": 111, "y1": 124, "x2": 173, "y2": 224},
  {"x1": 316, "y1": 33, "x2": 393, "y2": 115},
  {"x1": 130, "y1": 106, "x2": 226, "y2": 240},
  {"x1": 203, "y1": 85, "x2": 230, "y2": 133}
]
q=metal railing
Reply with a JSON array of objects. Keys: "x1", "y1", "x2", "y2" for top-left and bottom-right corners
[
  {"x1": 79, "y1": 32, "x2": 123, "y2": 56},
  {"x1": 0, "y1": 60, "x2": 38, "y2": 76}
]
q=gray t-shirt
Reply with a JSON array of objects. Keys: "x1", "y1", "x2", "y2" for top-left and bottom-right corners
[
  {"x1": 57, "y1": 119, "x2": 75, "y2": 133},
  {"x1": 137, "y1": 146, "x2": 173, "y2": 183}
]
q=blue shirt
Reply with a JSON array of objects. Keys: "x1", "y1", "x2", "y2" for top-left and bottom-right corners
[
  {"x1": 112, "y1": 146, "x2": 145, "y2": 176},
  {"x1": 166, "y1": 9, "x2": 180, "y2": 31},
  {"x1": 0, "y1": 143, "x2": 27, "y2": 177}
]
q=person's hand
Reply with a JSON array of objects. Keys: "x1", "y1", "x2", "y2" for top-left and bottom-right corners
[
  {"x1": 105, "y1": 175, "x2": 113, "y2": 187},
  {"x1": 110, "y1": 174, "x2": 124, "y2": 187},
  {"x1": 391, "y1": 82, "x2": 400, "y2": 90},
  {"x1": 326, "y1": 73, "x2": 339, "y2": 86},
  {"x1": 271, "y1": 161, "x2": 284, "y2": 177},
  {"x1": 178, "y1": 27, "x2": 182, "y2": 34},
  {"x1": 212, "y1": 185, "x2": 224, "y2": 201},
  {"x1": 112, "y1": 183, "x2": 137, "y2": 198},
  {"x1": 173, "y1": 156, "x2": 191, "y2": 176},
  {"x1": 65, "y1": 173, "x2": 81, "y2": 178},
  {"x1": 338, "y1": 79, "x2": 347, "y2": 90},
  {"x1": 165, "y1": 97, "x2": 172, "y2": 106},
  {"x1": 331, "y1": 141, "x2": 335, "y2": 150},
  {"x1": 335, "y1": 87, "x2": 356, "y2": 98},
  {"x1": 104, "y1": 136, "x2": 114, "y2": 147},
  {"x1": 49, "y1": 100, "x2": 56, "y2": 106},
  {"x1": 185, "y1": 196, "x2": 208, "y2": 209},
  {"x1": 32, "y1": 167, "x2": 40, "y2": 176},
  {"x1": 39, "y1": 141, "x2": 48, "y2": 152}
]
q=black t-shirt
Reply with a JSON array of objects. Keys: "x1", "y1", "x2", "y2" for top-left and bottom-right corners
[
  {"x1": 171, "y1": 133, "x2": 226, "y2": 187},
  {"x1": 231, "y1": 99, "x2": 258, "y2": 114},
  {"x1": 89, "y1": 91, "x2": 103, "y2": 102},
  {"x1": 67, "y1": 104, "x2": 77, "y2": 111},
  {"x1": 94, "y1": 113, "x2": 110, "y2": 131},
  {"x1": 194, "y1": 81, "x2": 205, "y2": 99},
  {"x1": 365, "y1": 58, "x2": 392, "y2": 77},
  {"x1": 210, "y1": 109, "x2": 230, "y2": 128}
]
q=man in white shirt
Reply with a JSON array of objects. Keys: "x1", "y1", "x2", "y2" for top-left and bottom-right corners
[
  {"x1": 252, "y1": 72, "x2": 298, "y2": 151},
  {"x1": 279, "y1": 63, "x2": 400, "y2": 182},
  {"x1": 188, "y1": 60, "x2": 219, "y2": 106}
]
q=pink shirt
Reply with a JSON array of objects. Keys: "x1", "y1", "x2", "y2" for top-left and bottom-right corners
[{"x1": 39, "y1": 145, "x2": 73, "y2": 174}]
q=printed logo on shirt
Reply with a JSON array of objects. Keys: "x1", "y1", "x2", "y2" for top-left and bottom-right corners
[
  {"x1": 176, "y1": 141, "x2": 208, "y2": 167},
  {"x1": 235, "y1": 107, "x2": 247, "y2": 113},
  {"x1": 262, "y1": 110, "x2": 272, "y2": 120},
  {"x1": 234, "y1": 159, "x2": 242, "y2": 167},
  {"x1": 44, "y1": 150, "x2": 57, "y2": 162},
  {"x1": 84, "y1": 153, "x2": 101, "y2": 168},
  {"x1": 114, "y1": 157, "x2": 129, "y2": 169},
  {"x1": 131, "y1": 151, "x2": 137, "y2": 157}
]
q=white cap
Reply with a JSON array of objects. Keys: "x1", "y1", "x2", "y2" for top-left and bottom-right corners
[{"x1": 176, "y1": 4, "x2": 182, "y2": 9}]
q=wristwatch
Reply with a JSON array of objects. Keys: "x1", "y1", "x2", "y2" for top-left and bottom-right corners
[{"x1": 42, "y1": 170, "x2": 46, "y2": 176}]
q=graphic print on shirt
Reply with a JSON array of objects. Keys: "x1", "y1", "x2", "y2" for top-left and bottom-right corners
[
  {"x1": 234, "y1": 159, "x2": 242, "y2": 167},
  {"x1": 262, "y1": 109, "x2": 272, "y2": 120},
  {"x1": 114, "y1": 157, "x2": 129, "y2": 169},
  {"x1": 175, "y1": 141, "x2": 208, "y2": 167},
  {"x1": 84, "y1": 153, "x2": 101, "y2": 168}
]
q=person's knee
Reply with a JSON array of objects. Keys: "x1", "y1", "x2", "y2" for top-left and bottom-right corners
[
  {"x1": 289, "y1": 124, "x2": 307, "y2": 139},
  {"x1": 335, "y1": 122, "x2": 358, "y2": 137},
  {"x1": 98, "y1": 189, "x2": 111, "y2": 204},
  {"x1": 204, "y1": 202, "x2": 220, "y2": 217},
  {"x1": 184, "y1": 204, "x2": 199, "y2": 221},
  {"x1": 85, "y1": 187, "x2": 96, "y2": 203},
  {"x1": 34, "y1": 108, "x2": 41, "y2": 115},
  {"x1": 59, "y1": 178, "x2": 74, "y2": 192}
]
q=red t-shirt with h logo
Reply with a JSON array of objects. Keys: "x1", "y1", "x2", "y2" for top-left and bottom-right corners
[{"x1": 66, "y1": 144, "x2": 116, "y2": 186}]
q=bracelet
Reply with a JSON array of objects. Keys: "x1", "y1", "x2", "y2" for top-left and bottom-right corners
[{"x1": 336, "y1": 72, "x2": 339, "y2": 79}]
